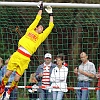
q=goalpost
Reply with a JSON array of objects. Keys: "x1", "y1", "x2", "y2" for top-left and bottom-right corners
[
  {"x1": 0, "y1": 1, "x2": 100, "y2": 8},
  {"x1": 0, "y1": 1, "x2": 100, "y2": 99}
]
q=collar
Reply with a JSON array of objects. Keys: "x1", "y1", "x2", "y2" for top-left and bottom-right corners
[
  {"x1": 82, "y1": 60, "x2": 89, "y2": 65},
  {"x1": 55, "y1": 65, "x2": 65, "y2": 69},
  {"x1": 44, "y1": 62, "x2": 51, "y2": 67}
]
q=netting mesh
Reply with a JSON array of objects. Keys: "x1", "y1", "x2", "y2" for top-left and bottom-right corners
[{"x1": 0, "y1": 6, "x2": 100, "y2": 100}]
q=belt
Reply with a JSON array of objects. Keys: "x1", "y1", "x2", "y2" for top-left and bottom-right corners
[
  {"x1": 79, "y1": 81, "x2": 90, "y2": 82},
  {"x1": 17, "y1": 49, "x2": 31, "y2": 58}
]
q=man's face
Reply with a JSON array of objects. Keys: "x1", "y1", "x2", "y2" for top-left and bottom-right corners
[
  {"x1": 80, "y1": 52, "x2": 88, "y2": 63},
  {"x1": 44, "y1": 57, "x2": 52, "y2": 64},
  {"x1": 36, "y1": 25, "x2": 43, "y2": 34}
]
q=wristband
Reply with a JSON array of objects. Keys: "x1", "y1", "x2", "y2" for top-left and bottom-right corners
[
  {"x1": 39, "y1": 3, "x2": 43, "y2": 10},
  {"x1": 39, "y1": 6, "x2": 43, "y2": 10},
  {"x1": 49, "y1": 13, "x2": 53, "y2": 16}
]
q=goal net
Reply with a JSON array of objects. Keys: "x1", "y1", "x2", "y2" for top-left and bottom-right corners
[{"x1": 0, "y1": 2, "x2": 100, "y2": 100}]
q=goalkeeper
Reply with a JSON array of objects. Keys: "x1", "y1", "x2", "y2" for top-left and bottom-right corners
[{"x1": 0, "y1": 1, "x2": 54, "y2": 100}]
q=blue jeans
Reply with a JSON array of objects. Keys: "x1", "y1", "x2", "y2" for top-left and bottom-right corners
[
  {"x1": 39, "y1": 89, "x2": 52, "y2": 100},
  {"x1": 52, "y1": 91, "x2": 64, "y2": 100},
  {"x1": 76, "y1": 81, "x2": 90, "y2": 100},
  {"x1": 97, "y1": 90, "x2": 100, "y2": 100}
]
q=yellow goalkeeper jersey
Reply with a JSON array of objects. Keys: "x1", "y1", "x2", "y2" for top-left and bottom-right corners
[{"x1": 18, "y1": 14, "x2": 54, "y2": 55}]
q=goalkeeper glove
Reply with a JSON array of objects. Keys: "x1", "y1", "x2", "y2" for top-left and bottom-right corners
[
  {"x1": 37, "y1": 1, "x2": 43, "y2": 10},
  {"x1": 45, "y1": 6, "x2": 53, "y2": 16}
]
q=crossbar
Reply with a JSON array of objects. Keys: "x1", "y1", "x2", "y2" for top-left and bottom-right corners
[{"x1": 0, "y1": 2, "x2": 100, "y2": 8}]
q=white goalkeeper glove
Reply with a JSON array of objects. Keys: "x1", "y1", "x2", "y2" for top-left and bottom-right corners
[
  {"x1": 45, "y1": 6, "x2": 53, "y2": 16},
  {"x1": 37, "y1": 1, "x2": 43, "y2": 10}
]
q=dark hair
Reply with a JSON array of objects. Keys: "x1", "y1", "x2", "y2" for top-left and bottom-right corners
[
  {"x1": 56, "y1": 56, "x2": 64, "y2": 61},
  {"x1": 57, "y1": 53, "x2": 65, "y2": 59},
  {"x1": 36, "y1": 24, "x2": 40, "y2": 28},
  {"x1": 35, "y1": 24, "x2": 41, "y2": 31}
]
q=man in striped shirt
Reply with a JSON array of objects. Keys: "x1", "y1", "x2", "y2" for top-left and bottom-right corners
[{"x1": 35, "y1": 53, "x2": 56, "y2": 100}]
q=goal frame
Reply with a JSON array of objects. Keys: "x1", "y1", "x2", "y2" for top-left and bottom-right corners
[{"x1": 0, "y1": 1, "x2": 100, "y2": 8}]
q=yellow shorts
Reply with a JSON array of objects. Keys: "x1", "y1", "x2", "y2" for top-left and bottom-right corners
[{"x1": 7, "y1": 51, "x2": 30, "y2": 76}]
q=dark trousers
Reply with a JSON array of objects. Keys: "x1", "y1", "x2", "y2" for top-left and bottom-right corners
[{"x1": 29, "y1": 91, "x2": 38, "y2": 100}]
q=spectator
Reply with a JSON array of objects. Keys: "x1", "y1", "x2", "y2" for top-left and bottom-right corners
[
  {"x1": 28, "y1": 73, "x2": 39, "y2": 100},
  {"x1": 74, "y1": 52, "x2": 96, "y2": 100},
  {"x1": 54, "y1": 59, "x2": 68, "y2": 67},
  {"x1": 35, "y1": 53, "x2": 56, "y2": 100},
  {"x1": 50, "y1": 56, "x2": 68, "y2": 100},
  {"x1": 96, "y1": 63, "x2": 100, "y2": 100},
  {"x1": 0, "y1": 57, "x2": 3, "y2": 83},
  {"x1": 1, "y1": 57, "x2": 18, "y2": 100},
  {"x1": 54, "y1": 53, "x2": 68, "y2": 67}
]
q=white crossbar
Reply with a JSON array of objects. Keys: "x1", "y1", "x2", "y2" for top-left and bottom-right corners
[{"x1": 0, "y1": 2, "x2": 100, "y2": 8}]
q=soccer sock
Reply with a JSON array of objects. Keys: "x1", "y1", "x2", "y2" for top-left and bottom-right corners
[
  {"x1": 1, "y1": 76, "x2": 9, "y2": 87},
  {"x1": 7, "y1": 80, "x2": 18, "y2": 94}
]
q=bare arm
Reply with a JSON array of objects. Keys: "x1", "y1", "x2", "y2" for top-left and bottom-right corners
[
  {"x1": 49, "y1": 15, "x2": 53, "y2": 23},
  {"x1": 78, "y1": 69, "x2": 95, "y2": 78},
  {"x1": 74, "y1": 67, "x2": 95, "y2": 78},
  {"x1": 37, "y1": 1, "x2": 43, "y2": 16},
  {"x1": 27, "y1": 1, "x2": 43, "y2": 31},
  {"x1": 38, "y1": 9, "x2": 42, "y2": 16}
]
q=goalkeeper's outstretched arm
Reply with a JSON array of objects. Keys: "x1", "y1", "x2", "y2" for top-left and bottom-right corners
[
  {"x1": 27, "y1": 1, "x2": 43, "y2": 31},
  {"x1": 38, "y1": 9, "x2": 42, "y2": 16},
  {"x1": 39, "y1": 6, "x2": 54, "y2": 42},
  {"x1": 49, "y1": 14, "x2": 53, "y2": 23},
  {"x1": 37, "y1": 1, "x2": 43, "y2": 16},
  {"x1": 45, "y1": 6, "x2": 53, "y2": 23}
]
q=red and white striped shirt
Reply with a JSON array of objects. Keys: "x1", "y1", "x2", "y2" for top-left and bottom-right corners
[{"x1": 42, "y1": 63, "x2": 51, "y2": 89}]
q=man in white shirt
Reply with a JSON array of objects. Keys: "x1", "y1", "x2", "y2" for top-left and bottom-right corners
[{"x1": 74, "y1": 52, "x2": 96, "y2": 100}]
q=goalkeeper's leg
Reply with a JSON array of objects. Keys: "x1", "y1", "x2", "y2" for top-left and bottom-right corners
[
  {"x1": 0, "y1": 70, "x2": 12, "y2": 99},
  {"x1": 4, "y1": 72, "x2": 21, "y2": 100}
]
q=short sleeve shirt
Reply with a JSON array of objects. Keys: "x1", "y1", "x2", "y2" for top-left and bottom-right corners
[{"x1": 78, "y1": 61, "x2": 96, "y2": 81}]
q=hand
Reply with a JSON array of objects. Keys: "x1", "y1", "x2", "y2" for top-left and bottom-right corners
[
  {"x1": 37, "y1": 1, "x2": 43, "y2": 10},
  {"x1": 74, "y1": 67, "x2": 78, "y2": 74},
  {"x1": 45, "y1": 6, "x2": 53, "y2": 16},
  {"x1": 39, "y1": 72, "x2": 43, "y2": 77},
  {"x1": 78, "y1": 68, "x2": 83, "y2": 74},
  {"x1": 96, "y1": 73, "x2": 100, "y2": 78}
]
